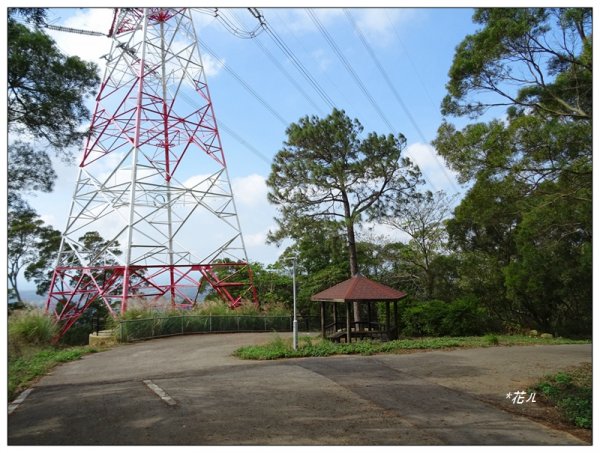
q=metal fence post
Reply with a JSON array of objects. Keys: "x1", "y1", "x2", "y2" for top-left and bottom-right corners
[{"x1": 209, "y1": 313, "x2": 212, "y2": 332}]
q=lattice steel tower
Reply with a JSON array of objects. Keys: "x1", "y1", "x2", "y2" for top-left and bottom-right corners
[{"x1": 46, "y1": 8, "x2": 258, "y2": 337}]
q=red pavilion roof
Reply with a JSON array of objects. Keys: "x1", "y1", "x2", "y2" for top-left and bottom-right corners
[{"x1": 311, "y1": 274, "x2": 407, "y2": 303}]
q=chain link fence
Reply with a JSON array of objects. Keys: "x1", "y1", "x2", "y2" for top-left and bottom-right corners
[{"x1": 117, "y1": 314, "x2": 320, "y2": 342}]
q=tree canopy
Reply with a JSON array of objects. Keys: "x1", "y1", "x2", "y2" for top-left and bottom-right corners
[
  {"x1": 442, "y1": 8, "x2": 592, "y2": 120},
  {"x1": 8, "y1": 8, "x2": 100, "y2": 150},
  {"x1": 433, "y1": 7, "x2": 592, "y2": 336},
  {"x1": 7, "y1": 8, "x2": 101, "y2": 307},
  {"x1": 267, "y1": 108, "x2": 422, "y2": 277}
]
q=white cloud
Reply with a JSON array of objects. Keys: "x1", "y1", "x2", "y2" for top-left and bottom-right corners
[
  {"x1": 47, "y1": 8, "x2": 223, "y2": 81},
  {"x1": 269, "y1": 8, "x2": 344, "y2": 35},
  {"x1": 232, "y1": 174, "x2": 268, "y2": 208},
  {"x1": 200, "y1": 52, "x2": 224, "y2": 78},
  {"x1": 46, "y1": 8, "x2": 113, "y2": 73},
  {"x1": 244, "y1": 230, "x2": 269, "y2": 247},
  {"x1": 311, "y1": 48, "x2": 333, "y2": 72},
  {"x1": 353, "y1": 9, "x2": 418, "y2": 47},
  {"x1": 405, "y1": 142, "x2": 462, "y2": 195}
]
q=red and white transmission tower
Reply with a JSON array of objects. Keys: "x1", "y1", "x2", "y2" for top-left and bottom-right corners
[{"x1": 46, "y1": 8, "x2": 258, "y2": 338}]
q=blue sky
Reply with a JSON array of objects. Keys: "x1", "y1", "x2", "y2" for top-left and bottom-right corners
[{"x1": 16, "y1": 5, "x2": 485, "y2": 290}]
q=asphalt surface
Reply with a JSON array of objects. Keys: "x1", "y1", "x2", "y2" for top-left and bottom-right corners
[{"x1": 7, "y1": 333, "x2": 592, "y2": 445}]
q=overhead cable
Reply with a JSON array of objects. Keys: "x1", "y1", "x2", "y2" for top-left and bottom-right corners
[
  {"x1": 307, "y1": 9, "x2": 396, "y2": 135},
  {"x1": 253, "y1": 37, "x2": 325, "y2": 115},
  {"x1": 344, "y1": 9, "x2": 460, "y2": 194},
  {"x1": 199, "y1": 41, "x2": 289, "y2": 127},
  {"x1": 260, "y1": 14, "x2": 336, "y2": 110}
]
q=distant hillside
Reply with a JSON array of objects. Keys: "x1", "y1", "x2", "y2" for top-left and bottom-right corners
[{"x1": 13, "y1": 290, "x2": 46, "y2": 306}]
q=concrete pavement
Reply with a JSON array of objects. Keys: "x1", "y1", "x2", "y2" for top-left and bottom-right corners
[{"x1": 7, "y1": 333, "x2": 591, "y2": 445}]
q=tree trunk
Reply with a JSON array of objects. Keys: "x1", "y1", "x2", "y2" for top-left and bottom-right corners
[
  {"x1": 8, "y1": 273, "x2": 23, "y2": 304},
  {"x1": 341, "y1": 193, "x2": 361, "y2": 324},
  {"x1": 425, "y1": 268, "x2": 434, "y2": 300}
]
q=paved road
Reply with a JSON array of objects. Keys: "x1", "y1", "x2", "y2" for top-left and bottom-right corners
[{"x1": 8, "y1": 333, "x2": 591, "y2": 445}]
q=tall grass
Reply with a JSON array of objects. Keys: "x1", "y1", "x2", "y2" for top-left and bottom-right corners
[
  {"x1": 8, "y1": 309, "x2": 58, "y2": 357},
  {"x1": 115, "y1": 299, "x2": 294, "y2": 341},
  {"x1": 8, "y1": 309, "x2": 99, "y2": 401}
]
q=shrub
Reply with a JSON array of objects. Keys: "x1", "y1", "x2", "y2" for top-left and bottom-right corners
[
  {"x1": 401, "y1": 298, "x2": 492, "y2": 337},
  {"x1": 8, "y1": 309, "x2": 57, "y2": 351},
  {"x1": 442, "y1": 297, "x2": 490, "y2": 336},
  {"x1": 401, "y1": 300, "x2": 448, "y2": 336},
  {"x1": 484, "y1": 334, "x2": 500, "y2": 345}
]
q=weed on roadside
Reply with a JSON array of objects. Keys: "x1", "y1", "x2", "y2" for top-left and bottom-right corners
[{"x1": 532, "y1": 363, "x2": 592, "y2": 429}]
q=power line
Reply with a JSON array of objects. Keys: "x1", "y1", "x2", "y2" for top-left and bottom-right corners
[
  {"x1": 213, "y1": 8, "x2": 265, "y2": 39},
  {"x1": 168, "y1": 90, "x2": 273, "y2": 166},
  {"x1": 344, "y1": 9, "x2": 460, "y2": 194},
  {"x1": 260, "y1": 14, "x2": 336, "y2": 111},
  {"x1": 217, "y1": 121, "x2": 272, "y2": 165},
  {"x1": 199, "y1": 41, "x2": 289, "y2": 127},
  {"x1": 307, "y1": 9, "x2": 397, "y2": 135},
  {"x1": 253, "y1": 37, "x2": 325, "y2": 115},
  {"x1": 386, "y1": 13, "x2": 438, "y2": 110},
  {"x1": 271, "y1": 10, "x2": 362, "y2": 115},
  {"x1": 195, "y1": 8, "x2": 327, "y2": 115}
]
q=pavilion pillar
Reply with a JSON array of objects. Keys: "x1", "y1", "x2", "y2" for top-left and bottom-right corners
[
  {"x1": 393, "y1": 300, "x2": 399, "y2": 339},
  {"x1": 385, "y1": 301, "x2": 391, "y2": 333},
  {"x1": 320, "y1": 301, "x2": 325, "y2": 338},
  {"x1": 367, "y1": 301, "x2": 372, "y2": 329},
  {"x1": 333, "y1": 303, "x2": 337, "y2": 330},
  {"x1": 346, "y1": 301, "x2": 351, "y2": 343}
]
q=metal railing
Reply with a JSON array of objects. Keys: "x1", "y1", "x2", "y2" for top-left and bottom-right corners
[{"x1": 117, "y1": 314, "x2": 320, "y2": 342}]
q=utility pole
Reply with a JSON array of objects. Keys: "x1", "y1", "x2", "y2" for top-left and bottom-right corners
[{"x1": 292, "y1": 256, "x2": 298, "y2": 350}]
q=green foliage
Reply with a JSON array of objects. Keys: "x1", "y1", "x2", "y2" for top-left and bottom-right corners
[
  {"x1": 484, "y1": 334, "x2": 499, "y2": 346},
  {"x1": 401, "y1": 298, "x2": 491, "y2": 337},
  {"x1": 443, "y1": 8, "x2": 591, "y2": 120},
  {"x1": 402, "y1": 300, "x2": 448, "y2": 336},
  {"x1": 381, "y1": 190, "x2": 454, "y2": 300},
  {"x1": 274, "y1": 219, "x2": 350, "y2": 317},
  {"x1": 8, "y1": 345, "x2": 97, "y2": 401},
  {"x1": 8, "y1": 12, "x2": 100, "y2": 149},
  {"x1": 434, "y1": 7, "x2": 592, "y2": 338},
  {"x1": 234, "y1": 334, "x2": 588, "y2": 360},
  {"x1": 23, "y1": 221, "x2": 62, "y2": 297},
  {"x1": 8, "y1": 209, "x2": 61, "y2": 304},
  {"x1": 503, "y1": 176, "x2": 592, "y2": 336},
  {"x1": 533, "y1": 364, "x2": 592, "y2": 429},
  {"x1": 8, "y1": 308, "x2": 57, "y2": 351},
  {"x1": 267, "y1": 108, "x2": 422, "y2": 277},
  {"x1": 251, "y1": 262, "x2": 293, "y2": 307},
  {"x1": 8, "y1": 141, "x2": 57, "y2": 210},
  {"x1": 7, "y1": 305, "x2": 101, "y2": 400}
]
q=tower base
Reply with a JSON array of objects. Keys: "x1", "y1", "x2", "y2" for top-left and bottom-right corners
[{"x1": 46, "y1": 262, "x2": 258, "y2": 340}]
